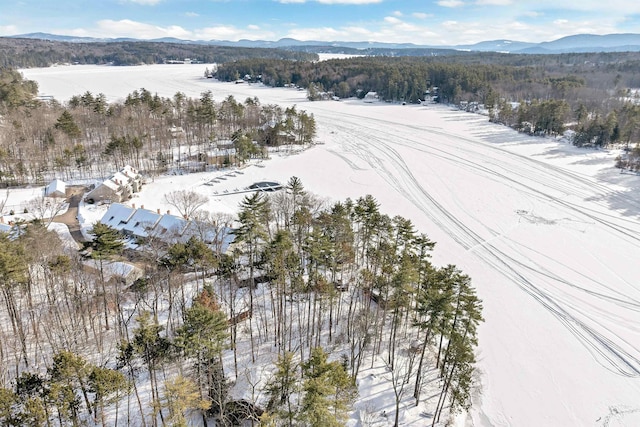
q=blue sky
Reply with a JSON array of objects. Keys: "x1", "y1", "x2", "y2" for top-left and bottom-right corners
[{"x1": 2, "y1": 0, "x2": 639, "y2": 45}]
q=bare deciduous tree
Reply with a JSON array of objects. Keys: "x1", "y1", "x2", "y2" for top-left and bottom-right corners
[
  {"x1": 26, "y1": 195, "x2": 67, "y2": 227},
  {"x1": 164, "y1": 190, "x2": 209, "y2": 219}
]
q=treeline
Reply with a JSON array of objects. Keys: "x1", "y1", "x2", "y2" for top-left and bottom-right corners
[
  {"x1": 0, "y1": 37, "x2": 317, "y2": 68},
  {"x1": 0, "y1": 179, "x2": 482, "y2": 426},
  {"x1": 216, "y1": 56, "x2": 534, "y2": 104},
  {"x1": 489, "y1": 96, "x2": 640, "y2": 170},
  {"x1": 215, "y1": 53, "x2": 640, "y2": 104},
  {"x1": 0, "y1": 72, "x2": 316, "y2": 186},
  {"x1": 217, "y1": 54, "x2": 640, "y2": 163}
]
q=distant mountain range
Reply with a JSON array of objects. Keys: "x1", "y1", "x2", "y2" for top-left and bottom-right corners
[{"x1": 8, "y1": 32, "x2": 640, "y2": 54}]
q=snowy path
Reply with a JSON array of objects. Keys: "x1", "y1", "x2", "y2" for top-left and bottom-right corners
[{"x1": 22, "y1": 64, "x2": 640, "y2": 426}]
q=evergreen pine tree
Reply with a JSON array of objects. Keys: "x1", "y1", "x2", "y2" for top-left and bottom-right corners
[
  {"x1": 54, "y1": 110, "x2": 82, "y2": 139},
  {"x1": 162, "y1": 375, "x2": 211, "y2": 427},
  {"x1": 265, "y1": 351, "x2": 299, "y2": 426},
  {"x1": 177, "y1": 286, "x2": 229, "y2": 425},
  {"x1": 299, "y1": 347, "x2": 357, "y2": 427},
  {"x1": 87, "y1": 222, "x2": 125, "y2": 331},
  {"x1": 88, "y1": 366, "x2": 129, "y2": 427}
]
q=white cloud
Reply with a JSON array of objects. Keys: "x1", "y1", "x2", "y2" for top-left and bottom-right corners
[
  {"x1": 284, "y1": 18, "x2": 441, "y2": 44},
  {"x1": 83, "y1": 19, "x2": 276, "y2": 41},
  {"x1": 93, "y1": 19, "x2": 190, "y2": 39},
  {"x1": 382, "y1": 16, "x2": 425, "y2": 33},
  {"x1": 502, "y1": 0, "x2": 640, "y2": 15},
  {"x1": 384, "y1": 17, "x2": 402, "y2": 25},
  {"x1": 286, "y1": 26, "x2": 353, "y2": 40},
  {"x1": 15, "y1": 0, "x2": 638, "y2": 47},
  {"x1": 437, "y1": 0, "x2": 465, "y2": 7},
  {"x1": 0, "y1": 25, "x2": 18, "y2": 36}
]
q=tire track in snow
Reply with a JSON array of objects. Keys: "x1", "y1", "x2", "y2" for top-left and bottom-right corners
[{"x1": 323, "y1": 114, "x2": 640, "y2": 377}]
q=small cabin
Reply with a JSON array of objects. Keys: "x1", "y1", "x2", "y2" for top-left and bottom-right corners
[
  {"x1": 364, "y1": 92, "x2": 378, "y2": 103},
  {"x1": 45, "y1": 179, "x2": 66, "y2": 198}
]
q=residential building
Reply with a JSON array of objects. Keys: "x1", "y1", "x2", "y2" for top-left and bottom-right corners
[{"x1": 86, "y1": 165, "x2": 143, "y2": 203}]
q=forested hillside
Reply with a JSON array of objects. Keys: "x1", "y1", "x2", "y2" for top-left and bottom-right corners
[{"x1": 0, "y1": 38, "x2": 317, "y2": 68}]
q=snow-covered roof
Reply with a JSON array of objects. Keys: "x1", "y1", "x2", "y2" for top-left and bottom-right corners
[
  {"x1": 45, "y1": 179, "x2": 66, "y2": 197},
  {"x1": 100, "y1": 203, "x2": 136, "y2": 230},
  {"x1": 121, "y1": 208, "x2": 162, "y2": 237},
  {"x1": 181, "y1": 222, "x2": 235, "y2": 252},
  {"x1": 120, "y1": 165, "x2": 140, "y2": 179},
  {"x1": 154, "y1": 214, "x2": 190, "y2": 239},
  {"x1": 111, "y1": 172, "x2": 130, "y2": 186},
  {"x1": 95, "y1": 179, "x2": 120, "y2": 192},
  {"x1": 97, "y1": 203, "x2": 233, "y2": 251}
]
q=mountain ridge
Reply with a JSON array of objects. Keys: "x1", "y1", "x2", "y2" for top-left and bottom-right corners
[{"x1": 7, "y1": 32, "x2": 640, "y2": 54}]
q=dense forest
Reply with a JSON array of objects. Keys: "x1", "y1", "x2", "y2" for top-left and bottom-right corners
[{"x1": 0, "y1": 38, "x2": 317, "y2": 68}]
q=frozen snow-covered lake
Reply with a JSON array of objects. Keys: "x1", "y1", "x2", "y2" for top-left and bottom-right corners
[{"x1": 22, "y1": 64, "x2": 640, "y2": 426}]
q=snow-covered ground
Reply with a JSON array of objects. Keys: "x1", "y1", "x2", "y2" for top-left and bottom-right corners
[{"x1": 21, "y1": 64, "x2": 640, "y2": 426}]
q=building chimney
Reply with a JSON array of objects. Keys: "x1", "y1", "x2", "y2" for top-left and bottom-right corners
[
  {"x1": 0, "y1": 216, "x2": 4, "y2": 224},
  {"x1": 157, "y1": 208, "x2": 161, "y2": 214},
  {"x1": 167, "y1": 210, "x2": 171, "y2": 215},
  {"x1": 141, "y1": 205, "x2": 144, "y2": 210},
  {"x1": 132, "y1": 203, "x2": 136, "y2": 209}
]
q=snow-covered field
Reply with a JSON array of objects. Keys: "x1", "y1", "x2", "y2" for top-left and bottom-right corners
[{"x1": 21, "y1": 64, "x2": 640, "y2": 426}]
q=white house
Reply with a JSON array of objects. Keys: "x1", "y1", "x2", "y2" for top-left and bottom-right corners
[
  {"x1": 119, "y1": 165, "x2": 143, "y2": 192},
  {"x1": 181, "y1": 220, "x2": 235, "y2": 253},
  {"x1": 153, "y1": 213, "x2": 190, "y2": 241},
  {"x1": 99, "y1": 203, "x2": 234, "y2": 252},
  {"x1": 45, "y1": 179, "x2": 66, "y2": 198}
]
